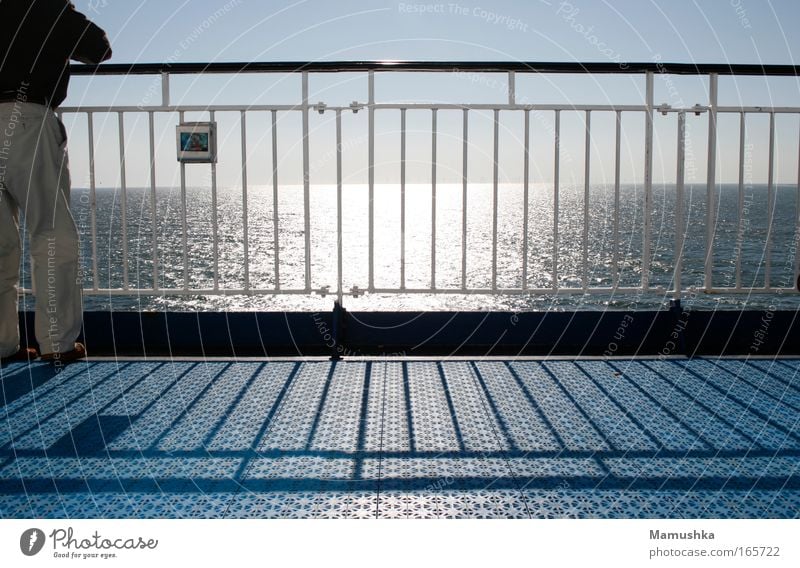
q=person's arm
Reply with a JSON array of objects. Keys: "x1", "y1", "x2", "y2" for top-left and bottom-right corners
[{"x1": 58, "y1": 1, "x2": 112, "y2": 64}]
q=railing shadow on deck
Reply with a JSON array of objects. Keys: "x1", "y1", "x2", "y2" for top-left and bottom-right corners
[{"x1": 0, "y1": 358, "x2": 797, "y2": 519}]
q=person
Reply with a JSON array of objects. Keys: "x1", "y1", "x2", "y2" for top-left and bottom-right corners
[{"x1": 0, "y1": 1, "x2": 112, "y2": 364}]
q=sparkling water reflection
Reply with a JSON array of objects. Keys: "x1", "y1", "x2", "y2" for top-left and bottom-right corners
[{"x1": 18, "y1": 183, "x2": 800, "y2": 311}]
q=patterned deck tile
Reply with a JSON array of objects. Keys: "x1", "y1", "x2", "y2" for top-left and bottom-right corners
[
  {"x1": 435, "y1": 490, "x2": 529, "y2": 519},
  {"x1": 220, "y1": 492, "x2": 291, "y2": 519},
  {"x1": 753, "y1": 360, "x2": 800, "y2": 385},
  {"x1": 57, "y1": 493, "x2": 140, "y2": 519},
  {"x1": 207, "y1": 362, "x2": 295, "y2": 451},
  {"x1": 376, "y1": 492, "x2": 415, "y2": 519},
  {"x1": 474, "y1": 362, "x2": 562, "y2": 451},
  {"x1": 311, "y1": 363, "x2": 366, "y2": 452},
  {"x1": 224, "y1": 492, "x2": 319, "y2": 519},
  {"x1": 365, "y1": 457, "x2": 505, "y2": 480},
  {"x1": 0, "y1": 488, "x2": 796, "y2": 519},
  {"x1": 244, "y1": 457, "x2": 355, "y2": 479},
  {"x1": 258, "y1": 362, "x2": 331, "y2": 451},
  {"x1": 578, "y1": 361, "x2": 709, "y2": 451},
  {"x1": 684, "y1": 359, "x2": 800, "y2": 437},
  {"x1": 526, "y1": 490, "x2": 607, "y2": 519},
  {"x1": 44, "y1": 493, "x2": 224, "y2": 520},
  {"x1": 754, "y1": 359, "x2": 800, "y2": 380},
  {"x1": 2, "y1": 363, "x2": 136, "y2": 449},
  {"x1": 610, "y1": 361, "x2": 753, "y2": 450},
  {"x1": 12, "y1": 363, "x2": 162, "y2": 451},
  {"x1": 440, "y1": 362, "x2": 509, "y2": 452},
  {"x1": 0, "y1": 361, "x2": 42, "y2": 380},
  {"x1": 717, "y1": 360, "x2": 800, "y2": 405},
  {"x1": 364, "y1": 363, "x2": 409, "y2": 452},
  {"x1": 377, "y1": 492, "x2": 440, "y2": 519},
  {"x1": 406, "y1": 363, "x2": 459, "y2": 452},
  {"x1": 1, "y1": 362, "x2": 87, "y2": 416},
  {"x1": 107, "y1": 363, "x2": 227, "y2": 451},
  {"x1": 163, "y1": 494, "x2": 235, "y2": 519},
  {"x1": 344, "y1": 492, "x2": 379, "y2": 519},
  {"x1": 603, "y1": 456, "x2": 800, "y2": 480},
  {"x1": 116, "y1": 493, "x2": 180, "y2": 519},
  {"x1": 545, "y1": 361, "x2": 658, "y2": 451},
  {"x1": 102, "y1": 362, "x2": 182, "y2": 416},
  {"x1": 766, "y1": 491, "x2": 800, "y2": 519},
  {"x1": 226, "y1": 492, "x2": 377, "y2": 519},
  {"x1": 364, "y1": 458, "x2": 604, "y2": 481},
  {"x1": 0, "y1": 457, "x2": 240, "y2": 481},
  {"x1": 648, "y1": 360, "x2": 794, "y2": 450},
  {"x1": 509, "y1": 362, "x2": 610, "y2": 451},
  {"x1": 158, "y1": 363, "x2": 260, "y2": 451},
  {"x1": 647, "y1": 490, "x2": 799, "y2": 519},
  {"x1": 1, "y1": 358, "x2": 798, "y2": 519},
  {"x1": 0, "y1": 493, "x2": 70, "y2": 518}
]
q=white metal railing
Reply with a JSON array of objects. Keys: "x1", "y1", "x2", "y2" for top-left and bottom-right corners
[{"x1": 28, "y1": 62, "x2": 800, "y2": 305}]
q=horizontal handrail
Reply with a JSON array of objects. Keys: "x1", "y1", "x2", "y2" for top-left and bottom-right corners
[{"x1": 70, "y1": 61, "x2": 800, "y2": 77}]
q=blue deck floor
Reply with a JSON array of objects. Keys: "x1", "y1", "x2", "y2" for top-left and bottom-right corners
[{"x1": 0, "y1": 358, "x2": 798, "y2": 519}]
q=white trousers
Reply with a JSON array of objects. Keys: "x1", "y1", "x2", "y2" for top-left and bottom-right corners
[{"x1": 0, "y1": 102, "x2": 82, "y2": 357}]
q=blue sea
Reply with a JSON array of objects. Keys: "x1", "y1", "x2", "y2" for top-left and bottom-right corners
[{"x1": 18, "y1": 182, "x2": 800, "y2": 312}]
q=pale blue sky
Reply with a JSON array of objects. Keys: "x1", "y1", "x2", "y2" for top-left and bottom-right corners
[
  {"x1": 63, "y1": 0, "x2": 800, "y2": 187},
  {"x1": 77, "y1": 0, "x2": 799, "y2": 64}
]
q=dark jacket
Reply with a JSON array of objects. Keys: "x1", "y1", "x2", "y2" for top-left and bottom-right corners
[{"x1": 0, "y1": 0, "x2": 112, "y2": 108}]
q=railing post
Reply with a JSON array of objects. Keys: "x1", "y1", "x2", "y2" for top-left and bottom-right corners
[
  {"x1": 302, "y1": 71, "x2": 311, "y2": 293},
  {"x1": 210, "y1": 110, "x2": 220, "y2": 291},
  {"x1": 705, "y1": 72, "x2": 718, "y2": 291},
  {"x1": 118, "y1": 112, "x2": 129, "y2": 290},
  {"x1": 736, "y1": 112, "x2": 745, "y2": 291},
  {"x1": 796, "y1": 122, "x2": 800, "y2": 291},
  {"x1": 643, "y1": 71, "x2": 654, "y2": 291},
  {"x1": 766, "y1": 111, "x2": 775, "y2": 289},
  {"x1": 582, "y1": 109, "x2": 591, "y2": 291},
  {"x1": 336, "y1": 109, "x2": 343, "y2": 305},
  {"x1": 613, "y1": 111, "x2": 621, "y2": 289},
  {"x1": 161, "y1": 72, "x2": 170, "y2": 107},
  {"x1": 522, "y1": 109, "x2": 529, "y2": 291},
  {"x1": 148, "y1": 111, "x2": 159, "y2": 291},
  {"x1": 179, "y1": 110, "x2": 189, "y2": 291},
  {"x1": 461, "y1": 108, "x2": 468, "y2": 291},
  {"x1": 670, "y1": 108, "x2": 687, "y2": 357},
  {"x1": 400, "y1": 108, "x2": 407, "y2": 291},
  {"x1": 491, "y1": 108, "x2": 499, "y2": 291},
  {"x1": 87, "y1": 112, "x2": 99, "y2": 292},
  {"x1": 368, "y1": 70, "x2": 375, "y2": 293},
  {"x1": 671, "y1": 111, "x2": 687, "y2": 356},
  {"x1": 432, "y1": 108, "x2": 438, "y2": 290},
  {"x1": 271, "y1": 110, "x2": 280, "y2": 292},
  {"x1": 553, "y1": 110, "x2": 560, "y2": 291},
  {"x1": 241, "y1": 110, "x2": 250, "y2": 293},
  {"x1": 675, "y1": 111, "x2": 686, "y2": 301}
]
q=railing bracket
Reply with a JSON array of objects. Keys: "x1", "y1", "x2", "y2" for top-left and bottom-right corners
[{"x1": 331, "y1": 300, "x2": 346, "y2": 360}]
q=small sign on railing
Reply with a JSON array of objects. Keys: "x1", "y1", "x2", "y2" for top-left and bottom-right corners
[{"x1": 176, "y1": 122, "x2": 217, "y2": 163}]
